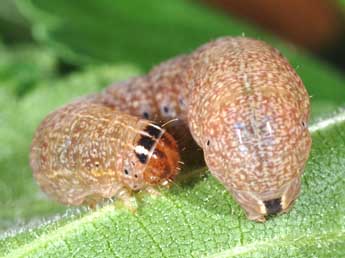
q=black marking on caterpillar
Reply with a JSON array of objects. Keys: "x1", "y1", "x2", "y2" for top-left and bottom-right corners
[{"x1": 264, "y1": 198, "x2": 282, "y2": 215}]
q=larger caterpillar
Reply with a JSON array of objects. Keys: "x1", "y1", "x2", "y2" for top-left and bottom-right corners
[{"x1": 30, "y1": 37, "x2": 311, "y2": 222}]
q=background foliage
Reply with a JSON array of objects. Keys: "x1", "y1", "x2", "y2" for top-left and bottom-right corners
[{"x1": 1, "y1": 0, "x2": 345, "y2": 257}]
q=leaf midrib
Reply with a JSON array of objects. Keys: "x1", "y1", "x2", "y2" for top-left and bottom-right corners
[
  {"x1": 202, "y1": 229, "x2": 345, "y2": 258},
  {"x1": 3, "y1": 206, "x2": 115, "y2": 258},
  {"x1": 5, "y1": 201, "x2": 344, "y2": 258}
]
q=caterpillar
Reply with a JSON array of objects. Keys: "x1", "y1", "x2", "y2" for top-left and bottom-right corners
[{"x1": 30, "y1": 37, "x2": 311, "y2": 222}]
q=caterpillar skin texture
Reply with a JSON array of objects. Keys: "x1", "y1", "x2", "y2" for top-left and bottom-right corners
[
  {"x1": 30, "y1": 37, "x2": 311, "y2": 221},
  {"x1": 30, "y1": 101, "x2": 180, "y2": 208},
  {"x1": 186, "y1": 38, "x2": 311, "y2": 222}
]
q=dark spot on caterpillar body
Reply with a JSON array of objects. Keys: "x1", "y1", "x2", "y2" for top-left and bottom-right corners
[
  {"x1": 137, "y1": 136, "x2": 155, "y2": 151},
  {"x1": 264, "y1": 198, "x2": 282, "y2": 215},
  {"x1": 135, "y1": 152, "x2": 148, "y2": 164},
  {"x1": 145, "y1": 124, "x2": 162, "y2": 139},
  {"x1": 163, "y1": 106, "x2": 169, "y2": 114},
  {"x1": 142, "y1": 112, "x2": 150, "y2": 119},
  {"x1": 179, "y1": 97, "x2": 186, "y2": 107}
]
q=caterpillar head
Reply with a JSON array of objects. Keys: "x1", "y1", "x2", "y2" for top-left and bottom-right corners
[
  {"x1": 121, "y1": 124, "x2": 180, "y2": 192},
  {"x1": 142, "y1": 130, "x2": 180, "y2": 186}
]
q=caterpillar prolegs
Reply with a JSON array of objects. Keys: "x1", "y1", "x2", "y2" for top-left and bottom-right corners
[{"x1": 30, "y1": 37, "x2": 311, "y2": 222}]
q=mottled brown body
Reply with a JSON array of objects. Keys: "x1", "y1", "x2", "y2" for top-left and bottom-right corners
[
  {"x1": 31, "y1": 37, "x2": 311, "y2": 221},
  {"x1": 186, "y1": 38, "x2": 311, "y2": 221},
  {"x1": 30, "y1": 101, "x2": 179, "y2": 207}
]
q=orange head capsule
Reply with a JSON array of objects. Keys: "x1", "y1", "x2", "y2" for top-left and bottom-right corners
[
  {"x1": 131, "y1": 124, "x2": 180, "y2": 189},
  {"x1": 143, "y1": 131, "x2": 180, "y2": 186}
]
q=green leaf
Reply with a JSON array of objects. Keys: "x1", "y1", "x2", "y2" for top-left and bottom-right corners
[
  {"x1": 1, "y1": 111, "x2": 345, "y2": 257},
  {"x1": 15, "y1": 0, "x2": 345, "y2": 117},
  {"x1": 0, "y1": 0, "x2": 31, "y2": 42},
  {"x1": 0, "y1": 44, "x2": 58, "y2": 97}
]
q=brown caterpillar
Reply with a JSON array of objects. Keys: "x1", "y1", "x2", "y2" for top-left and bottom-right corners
[
  {"x1": 30, "y1": 101, "x2": 180, "y2": 208},
  {"x1": 30, "y1": 37, "x2": 311, "y2": 222}
]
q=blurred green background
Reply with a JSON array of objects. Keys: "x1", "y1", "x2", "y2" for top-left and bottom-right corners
[{"x1": 1, "y1": 0, "x2": 345, "y2": 257}]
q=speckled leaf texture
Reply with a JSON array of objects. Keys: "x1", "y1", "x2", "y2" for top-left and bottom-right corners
[{"x1": 1, "y1": 0, "x2": 345, "y2": 257}]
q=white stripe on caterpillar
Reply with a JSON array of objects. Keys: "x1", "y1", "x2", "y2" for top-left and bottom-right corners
[{"x1": 30, "y1": 37, "x2": 311, "y2": 222}]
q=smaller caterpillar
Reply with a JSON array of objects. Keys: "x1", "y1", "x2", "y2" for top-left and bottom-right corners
[
  {"x1": 30, "y1": 101, "x2": 180, "y2": 208},
  {"x1": 30, "y1": 37, "x2": 311, "y2": 222}
]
